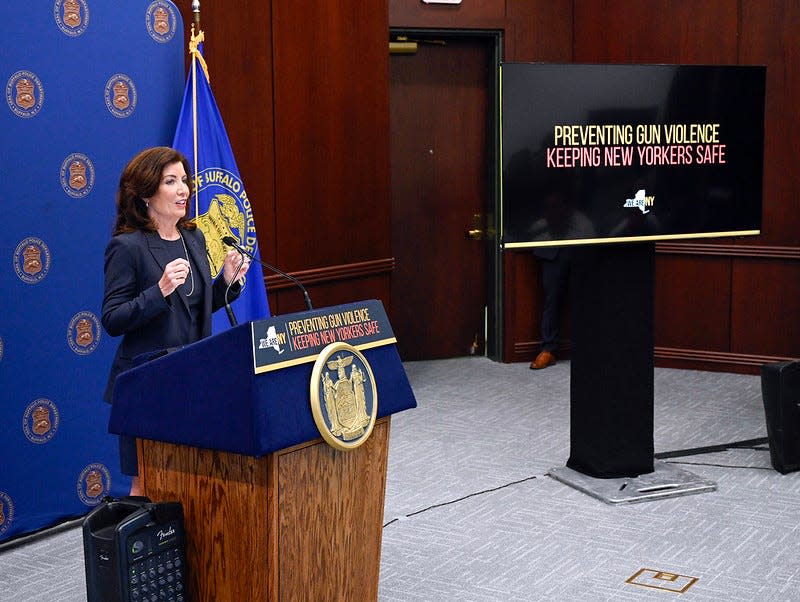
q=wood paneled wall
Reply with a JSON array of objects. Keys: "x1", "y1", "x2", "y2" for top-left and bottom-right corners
[
  {"x1": 174, "y1": 1, "x2": 799, "y2": 373},
  {"x1": 576, "y1": 0, "x2": 798, "y2": 373},
  {"x1": 393, "y1": 0, "x2": 799, "y2": 373},
  {"x1": 175, "y1": 0, "x2": 392, "y2": 316}
]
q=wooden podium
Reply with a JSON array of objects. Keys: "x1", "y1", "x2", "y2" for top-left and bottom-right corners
[{"x1": 109, "y1": 301, "x2": 416, "y2": 601}]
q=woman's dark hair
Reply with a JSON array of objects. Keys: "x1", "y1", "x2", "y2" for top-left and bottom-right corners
[{"x1": 113, "y1": 146, "x2": 197, "y2": 235}]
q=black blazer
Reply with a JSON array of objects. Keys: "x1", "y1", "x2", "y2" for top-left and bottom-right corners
[{"x1": 101, "y1": 228, "x2": 240, "y2": 402}]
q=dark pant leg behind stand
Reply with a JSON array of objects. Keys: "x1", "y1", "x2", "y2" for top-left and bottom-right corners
[{"x1": 540, "y1": 249, "x2": 570, "y2": 353}]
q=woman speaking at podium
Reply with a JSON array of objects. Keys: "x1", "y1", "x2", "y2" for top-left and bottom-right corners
[{"x1": 101, "y1": 146, "x2": 251, "y2": 495}]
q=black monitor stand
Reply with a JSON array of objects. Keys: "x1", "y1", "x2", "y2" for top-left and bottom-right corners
[{"x1": 549, "y1": 242, "x2": 716, "y2": 503}]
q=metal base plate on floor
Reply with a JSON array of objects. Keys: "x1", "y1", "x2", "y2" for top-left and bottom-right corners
[{"x1": 548, "y1": 460, "x2": 717, "y2": 504}]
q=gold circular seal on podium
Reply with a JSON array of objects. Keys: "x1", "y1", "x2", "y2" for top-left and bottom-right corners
[{"x1": 310, "y1": 342, "x2": 377, "y2": 451}]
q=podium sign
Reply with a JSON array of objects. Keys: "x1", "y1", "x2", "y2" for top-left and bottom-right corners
[{"x1": 252, "y1": 299, "x2": 396, "y2": 373}]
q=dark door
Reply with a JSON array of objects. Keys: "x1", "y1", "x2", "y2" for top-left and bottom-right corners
[{"x1": 389, "y1": 35, "x2": 495, "y2": 360}]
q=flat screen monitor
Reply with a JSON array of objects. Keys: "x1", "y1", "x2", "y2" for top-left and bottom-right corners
[{"x1": 501, "y1": 63, "x2": 766, "y2": 248}]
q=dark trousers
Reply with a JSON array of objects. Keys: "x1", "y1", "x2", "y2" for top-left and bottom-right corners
[{"x1": 539, "y1": 250, "x2": 570, "y2": 353}]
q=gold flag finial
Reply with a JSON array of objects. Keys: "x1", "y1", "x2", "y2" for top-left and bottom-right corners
[{"x1": 189, "y1": 26, "x2": 210, "y2": 83}]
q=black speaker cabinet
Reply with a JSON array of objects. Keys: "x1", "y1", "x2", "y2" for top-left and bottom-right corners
[
  {"x1": 761, "y1": 361, "x2": 800, "y2": 474},
  {"x1": 83, "y1": 496, "x2": 186, "y2": 602}
]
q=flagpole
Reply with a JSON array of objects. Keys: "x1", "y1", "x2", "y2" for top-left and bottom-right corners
[
  {"x1": 186, "y1": 1, "x2": 210, "y2": 220},
  {"x1": 191, "y1": 34, "x2": 199, "y2": 218},
  {"x1": 190, "y1": 0, "x2": 201, "y2": 219}
]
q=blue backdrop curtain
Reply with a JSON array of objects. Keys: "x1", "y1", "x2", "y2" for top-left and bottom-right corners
[{"x1": 0, "y1": 1, "x2": 184, "y2": 542}]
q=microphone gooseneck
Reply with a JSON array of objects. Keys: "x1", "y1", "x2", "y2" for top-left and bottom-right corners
[
  {"x1": 222, "y1": 252, "x2": 244, "y2": 327},
  {"x1": 221, "y1": 236, "x2": 313, "y2": 310},
  {"x1": 208, "y1": 247, "x2": 239, "y2": 326}
]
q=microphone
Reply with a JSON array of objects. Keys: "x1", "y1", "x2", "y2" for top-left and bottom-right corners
[
  {"x1": 224, "y1": 302, "x2": 237, "y2": 327},
  {"x1": 211, "y1": 247, "x2": 240, "y2": 327},
  {"x1": 222, "y1": 252, "x2": 244, "y2": 327},
  {"x1": 222, "y1": 236, "x2": 313, "y2": 310}
]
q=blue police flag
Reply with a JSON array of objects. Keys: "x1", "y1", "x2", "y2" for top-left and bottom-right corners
[{"x1": 172, "y1": 29, "x2": 270, "y2": 330}]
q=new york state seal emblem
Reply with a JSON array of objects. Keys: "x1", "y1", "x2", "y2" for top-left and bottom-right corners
[{"x1": 310, "y1": 342, "x2": 377, "y2": 451}]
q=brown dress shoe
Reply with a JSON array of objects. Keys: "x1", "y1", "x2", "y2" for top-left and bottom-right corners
[{"x1": 530, "y1": 350, "x2": 556, "y2": 370}]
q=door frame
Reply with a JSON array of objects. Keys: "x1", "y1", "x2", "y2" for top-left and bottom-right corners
[{"x1": 389, "y1": 27, "x2": 504, "y2": 360}]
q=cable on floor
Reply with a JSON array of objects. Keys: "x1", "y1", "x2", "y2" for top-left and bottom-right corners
[
  {"x1": 654, "y1": 437, "x2": 768, "y2": 460},
  {"x1": 383, "y1": 474, "x2": 538, "y2": 528}
]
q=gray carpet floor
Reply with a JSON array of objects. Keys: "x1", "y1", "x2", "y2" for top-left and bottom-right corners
[{"x1": 2, "y1": 357, "x2": 798, "y2": 601}]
